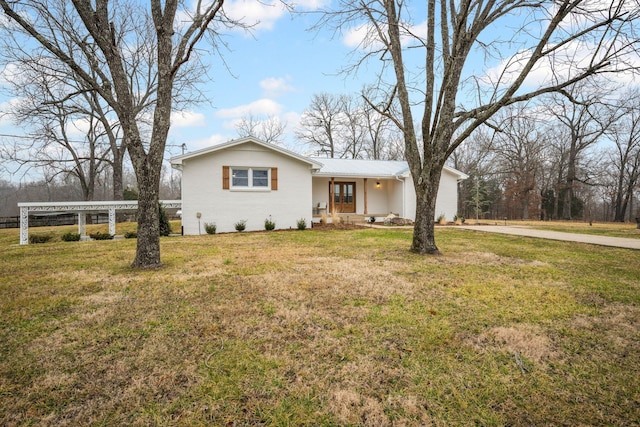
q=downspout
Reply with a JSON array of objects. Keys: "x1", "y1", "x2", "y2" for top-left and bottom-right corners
[{"x1": 395, "y1": 175, "x2": 405, "y2": 218}]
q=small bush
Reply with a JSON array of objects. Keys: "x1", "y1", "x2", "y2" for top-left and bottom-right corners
[
  {"x1": 124, "y1": 231, "x2": 137, "y2": 239},
  {"x1": 61, "y1": 231, "x2": 81, "y2": 242},
  {"x1": 89, "y1": 231, "x2": 114, "y2": 240},
  {"x1": 297, "y1": 218, "x2": 307, "y2": 230},
  {"x1": 264, "y1": 217, "x2": 276, "y2": 231},
  {"x1": 29, "y1": 233, "x2": 53, "y2": 244},
  {"x1": 320, "y1": 214, "x2": 327, "y2": 225},
  {"x1": 159, "y1": 203, "x2": 172, "y2": 236},
  {"x1": 234, "y1": 220, "x2": 247, "y2": 232},
  {"x1": 204, "y1": 222, "x2": 217, "y2": 235}
]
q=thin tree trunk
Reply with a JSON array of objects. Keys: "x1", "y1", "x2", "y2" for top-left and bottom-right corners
[{"x1": 112, "y1": 150, "x2": 124, "y2": 201}]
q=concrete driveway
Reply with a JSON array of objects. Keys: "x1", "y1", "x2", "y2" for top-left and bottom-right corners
[{"x1": 458, "y1": 225, "x2": 640, "y2": 250}]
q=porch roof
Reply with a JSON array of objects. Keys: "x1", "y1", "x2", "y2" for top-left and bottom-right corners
[
  {"x1": 310, "y1": 157, "x2": 469, "y2": 181},
  {"x1": 310, "y1": 158, "x2": 409, "y2": 178}
]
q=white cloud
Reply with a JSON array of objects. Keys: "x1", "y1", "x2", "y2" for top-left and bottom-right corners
[
  {"x1": 483, "y1": 37, "x2": 640, "y2": 90},
  {"x1": 342, "y1": 19, "x2": 428, "y2": 50},
  {"x1": 185, "y1": 133, "x2": 228, "y2": 151},
  {"x1": 260, "y1": 76, "x2": 295, "y2": 98},
  {"x1": 215, "y1": 98, "x2": 283, "y2": 119},
  {"x1": 291, "y1": 0, "x2": 329, "y2": 11},
  {"x1": 558, "y1": 0, "x2": 637, "y2": 31},
  {"x1": 343, "y1": 24, "x2": 373, "y2": 49},
  {"x1": 171, "y1": 110, "x2": 206, "y2": 128},
  {"x1": 0, "y1": 63, "x2": 18, "y2": 85},
  {"x1": 0, "y1": 98, "x2": 20, "y2": 127},
  {"x1": 223, "y1": 0, "x2": 288, "y2": 31}
]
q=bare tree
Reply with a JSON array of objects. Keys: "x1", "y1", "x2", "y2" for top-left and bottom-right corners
[
  {"x1": 235, "y1": 114, "x2": 286, "y2": 145},
  {"x1": 338, "y1": 95, "x2": 367, "y2": 158},
  {"x1": 0, "y1": 57, "x2": 117, "y2": 201},
  {"x1": 545, "y1": 84, "x2": 616, "y2": 219},
  {"x1": 607, "y1": 91, "x2": 640, "y2": 221},
  {"x1": 296, "y1": 93, "x2": 346, "y2": 157},
  {"x1": 491, "y1": 103, "x2": 546, "y2": 220},
  {"x1": 1, "y1": 0, "x2": 238, "y2": 268},
  {"x1": 319, "y1": 0, "x2": 640, "y2": 254},
  {"x1": 451, "y1": 126, "x2": 498, "y2": 219},
  {"x1": 361, "y1": 90, "x2": 403, "y2": 160},
  {"x1": 298, "y1": 90, "x2": 404, "y2": 159}
]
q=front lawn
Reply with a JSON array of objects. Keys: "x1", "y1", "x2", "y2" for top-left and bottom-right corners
[{"x1": 1, "y1": 225, "x2": 638, "y2": 425}]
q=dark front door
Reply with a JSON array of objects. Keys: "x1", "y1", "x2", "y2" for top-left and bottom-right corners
[{"x1": 332, "y1": 182, "x2": 355, "y2": 213}]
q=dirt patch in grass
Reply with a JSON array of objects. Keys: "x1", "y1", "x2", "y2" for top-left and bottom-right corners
[
  {"x1": 571, "y1": 303, "x2": 640, "y2": 354},
  {"x1": 467, "y1": 324, "x2": 558, "y2": 365}
]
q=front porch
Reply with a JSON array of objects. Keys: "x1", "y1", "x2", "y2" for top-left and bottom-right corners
[{"x1": 311, "y1": 176, "x2": 410, "y2": 223}]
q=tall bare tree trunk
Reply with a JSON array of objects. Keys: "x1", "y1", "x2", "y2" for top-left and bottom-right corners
[
  {"x1": 133, "y1": 160, "x2": 161, "y2": 267},
  {"x1": 411, "y1": 167, "x2": 442, "y2": 254}
]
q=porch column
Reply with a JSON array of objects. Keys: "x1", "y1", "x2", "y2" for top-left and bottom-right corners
[
  {"x1": 108, "y1": 207, "x2": 116, "y2": 236},
  {"x1": 78, "y1": 212, "x2": 86, "y2": 239},
  {"x1": 19, "y1": 206, "x2": 29, "y2": 245},
  {"x1": 363, "y1": 178, "x2": 368, "y2": 215},
  {"x1": 330, "y1": 177, "x2": 335, "y2": 214}
]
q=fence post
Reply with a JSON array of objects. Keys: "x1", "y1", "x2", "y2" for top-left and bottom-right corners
[{"x1": 19, "y1": 207, "x2": 29, "y2": 245}]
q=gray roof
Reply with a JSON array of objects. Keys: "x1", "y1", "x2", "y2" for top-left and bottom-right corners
[
  {"x1": 169, "y1": 137, "x2": 468, "y2": 180},
  {"x1": 310, "y1": 158, "x2": 409, "y2": 178},
  {"x1": 310, "y1": 157, "x2": 468, "y2": 180}
]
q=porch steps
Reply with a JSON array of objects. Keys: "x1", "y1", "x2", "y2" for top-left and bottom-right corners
[{"x1": 337, "y1": 214, "x2": 367, "y2": 225}]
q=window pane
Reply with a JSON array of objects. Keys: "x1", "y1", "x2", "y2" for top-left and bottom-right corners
[
  {"x1": 253, "y1": 169, "x2": 269, "y2": 187},
  {"x1": 345, "y1": 184, "x2": 353, "y2": 203},
  {"x1": 232, "y1": 169, "x2": 248, "y2": 187}
]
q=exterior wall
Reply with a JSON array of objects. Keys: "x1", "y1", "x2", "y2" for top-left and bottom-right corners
[
  {"x1": 387, "y1": 178, "x2": 406, "y2": 218},
  {"x1": 181, "y1": 142, "x2": 313, "y2": 234},
  {"x1": 311, "y1": 177, "x2": 331, "y2": 211},
  {"x1": 434, "y1": 168, "x2": 460, "y2": 222},
  {"x1": 401, "y1": 169, "x2": 460, "y2": 222},
  {"x1": 366, "y1": 179, "x2": 391, "y2": 215}
]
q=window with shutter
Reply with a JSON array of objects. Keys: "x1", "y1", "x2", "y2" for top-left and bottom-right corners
[{"x1": 224, "y1": 167, "x2": 273, "y2": 190}]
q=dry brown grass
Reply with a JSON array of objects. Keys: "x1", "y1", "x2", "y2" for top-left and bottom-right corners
[{"x1": 0, "y1": 225, "x2": 639, "y2": 425}]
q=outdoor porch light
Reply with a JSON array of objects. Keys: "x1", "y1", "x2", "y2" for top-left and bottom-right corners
[{"x1": 375, "y1": 181, "x2": 381, "y2": 188}]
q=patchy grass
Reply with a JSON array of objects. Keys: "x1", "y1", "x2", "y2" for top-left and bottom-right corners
[{"x1": 0, "y1": 225, "x2": 639, "y2": 425}]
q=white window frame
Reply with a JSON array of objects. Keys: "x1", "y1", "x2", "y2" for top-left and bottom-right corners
[{"x1": 230, "y1": 167, "x2": 271, "y2": 191}]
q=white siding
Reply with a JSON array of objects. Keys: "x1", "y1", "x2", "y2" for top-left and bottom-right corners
[
  {"x1": 434, "y1": 168, "x2": 460, "y2": 221},
  {"x1": 387, "y1": 179, "x2": 405, "y2": 217},
  {"x1": 181, "y1": 142, "x2": 313, "y2": 234},
  {"x1": 400, "y1": 170, "x2": 459, "y2": 222}
]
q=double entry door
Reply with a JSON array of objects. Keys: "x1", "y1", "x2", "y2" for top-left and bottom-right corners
[{"x1": 331, "y1": 182, "x2": 355, "y2": 213}]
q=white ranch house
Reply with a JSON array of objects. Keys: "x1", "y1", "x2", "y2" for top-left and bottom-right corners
[{"x1": 170, "y1": 137, "x2": 468, "y2": 234}]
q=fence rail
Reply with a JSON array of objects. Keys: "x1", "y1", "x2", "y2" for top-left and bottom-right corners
[{"x1": 0, "y1": 214, "x2": 110, "y2": 229}]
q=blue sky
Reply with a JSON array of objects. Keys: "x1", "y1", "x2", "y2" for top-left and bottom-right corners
[
  {"x1": 0, "y1": 0, "x2": 361, "y2": 181},
  {"x1": 163, "y1": 1, "x2": 368, "y2": 158},
  {"x1": 1, "y1": 1, "x2": 638, "y2": 182}
]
